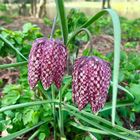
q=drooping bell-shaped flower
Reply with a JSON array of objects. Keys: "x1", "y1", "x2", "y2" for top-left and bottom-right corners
[
  {"x1": 72, "y1": 56, "x2": 111, "y2": 113},
  {"x1": 28, "y1": 38, "x2": 67, "y2": 89}
]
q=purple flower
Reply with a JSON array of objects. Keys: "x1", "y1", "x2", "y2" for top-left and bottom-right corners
[
  {"x1": 72, "y1": 56, "x2": 111, "y2": 113},
  {"x1": 28, "y1": 38, "x2": 67, "y2": 89}
]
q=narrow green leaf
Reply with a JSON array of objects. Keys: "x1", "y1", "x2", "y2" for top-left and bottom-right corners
[
  {"x1": 0, "y1": 121, "x2": 46, "y2": 140},
  {"x1": 100, "y1": 100, "x2": 134, "y2": 112},
  {"x1": 0, "y1": 34, "x2": 27, "y2": 61},
  {"x1": 55, "y1": 0, "x2": 68, "y2": 45},
  {"x1": 110, "y1": 81, "x2": 134, "y2": 100},
  {"x1": 28, "y1": 129, "x2": 40, "y2": 140},
  {"x1": 69, "y1": 121, "x2": 108, "y2": 135},
  {"x1": 0, "y1": 100, "x2": 59, "y2": 113},
  {"x1": 64, "y1": 104, "x2": 140, "y2": 138},
  {"x1": 66, "y1": 110, "x2": 135, "y2": 140},
  {"x1": 67, "y1": 28, "x2": 92, "y2": 46},
  {"x1": 0, "y1": 61, "x2": 27, "y2": 69}
]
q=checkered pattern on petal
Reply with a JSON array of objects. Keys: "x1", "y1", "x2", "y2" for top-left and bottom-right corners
[
  {"x1": 53, "y1": 41, "x2": 67, "y2": 89},
  {"x1": 72, "y1": 57, "x2": 88, "y2": 103},
  {"x1": 72, "y1": 56, "x2": 111, "y2": 113},
  {"x1": 40, "y1": 39, "x2": 67, "y2": 89},
  {"x1": 28, "y1": 38, "x2": 46, "y2": 89},
  {"x1": 28, "y1": 38, "x2": 67, "y2": 90},
  {"x1": 41, "y1": 40, "x2": 56, "y2": 89}
]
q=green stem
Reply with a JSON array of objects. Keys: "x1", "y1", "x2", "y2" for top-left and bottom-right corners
[
  {"x1": 59, "y1": 89, "x2": 65, "y2": 138},
  {"x1": 0, "y1": 34, "x2": 27, "y2": 61},
  {"x1": 67, "y1": 28, "x2": 93, "y2": 57},
  {"x1": 100, "y1": 101, "x2": 134, "y2": 112},
  {"x1": 55, "y1": 0, "x2": 68, "y2": 45},
  {"x1": 51, "y1": 85, "x2": 57, "y2": 140},
  {"x1": 0, "y1": 61, "x2": 27, "y2": 69},
  {"x1": 0, "y1": 121, "x2": 46, "y2": 140},
  {"x1": 110, "y1": 81, "x2": 134, "y2": 100},
  {"x1": 64, "y1": 104, "x2": 140, "y2": 138},
  {"x1": 50, "y1": 16, "x2": 57, "y2": 39},
  {"x1": 66, "y1": 110, "x2": 135, "y2": 140},
  {"x1": 0, "y1": 100, "x2": 59, "y2": 113},
  {"x1": 28, "y1": 129, "x2": 40, "y2": 140}
]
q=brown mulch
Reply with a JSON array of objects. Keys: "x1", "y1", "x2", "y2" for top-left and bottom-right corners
[{"x1": 1, "y1": 16, "x2": 51, "y2": 36}]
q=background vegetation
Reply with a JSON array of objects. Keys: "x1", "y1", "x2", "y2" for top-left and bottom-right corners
[{"x1": 0, "y1": 0, "x2": 140, "y2": 140}]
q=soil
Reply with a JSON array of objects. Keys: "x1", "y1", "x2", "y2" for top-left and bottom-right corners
[{"x1": 0, "y1": 16, "x2": 51, "y2": 36}]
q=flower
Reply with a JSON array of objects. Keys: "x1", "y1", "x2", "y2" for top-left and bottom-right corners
[
  {"x1": 28, "y1": 38, "x2": 67, "y2": 89},
  {"x1": 72, "y1": 56, "x2": 111, "y2": 113}
]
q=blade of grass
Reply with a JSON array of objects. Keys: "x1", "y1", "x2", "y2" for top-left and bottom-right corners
[
  {"x1": 100, "y1": 100, "x2": 134, "y2": 112},
  {"x1": 51, "y1": 84, "x2": 57, "y2": 140},
  {"x1": 0, "y1": 61, "x2": 27, "y2": 69},
  {"x1": 67, "y1": 28, "x2": 92, "y2": 46},
  {"x1": 111, "y1": 81, "x2": 134, "y2": 100},
  {"x1": 55, "y1": 0, "x2": 68, "y2": 45},
  {"x1": 58, "y1": 88, "x2": 65, "y2": 138},
  {"x1": 0, "y1": 100, "x2": 59, "y2": 113},
  {"x1": 66, "y1": 110, "x2": 135, "y2": 140},
  {"x1": 50, "y1": 16, "x2": 57, "y2": 39},
  {"x1": 0, "y1": 34, "x2": 27, "y2": 61},
  {"x1": 28, "y1": 129, "x2": 40, "y2": 140},
  {"x1": 0, "y1": 121, "x2": 46, "y2": 140},
  {"x1": 64, "y1": 104, "x2": 140, "y2": 138},
  {"x1": 105, "y1": 9, "x2": 121, "y2": 126}
]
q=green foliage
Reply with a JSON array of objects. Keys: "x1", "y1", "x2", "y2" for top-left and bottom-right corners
[
  {"x1": 0, "y1": 3, "x2": 7, "y2": 12},
  {"x1": 0, "y1": 23, "x2": 43, "y2": 58},
  {"x1": 0, "y1": 6, "x2": 140, "y2": 140}
]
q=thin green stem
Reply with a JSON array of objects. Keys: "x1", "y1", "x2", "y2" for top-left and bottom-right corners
[
  {"x1": 28, "y1": 129, "x2": 40, "y2": 140},
  {"x1": 100, "y1": 101, "x2": 134, "y2": 112},
  {"x1": 55, "y1": 0, "x2": 68, "y2": 45},
  {"x1": 0, "y1": 61, "x2": 27, "y2": 69},
  {"x1": 67, "y1": 28, "x2": 93, "y2": 57},
  {"x1": 59, "y1": 89, "x2": 65, "y2": 138},
  {"x1": 0, "y1": 100, "x2": 59, "y2": 113},
  {"x1": 0, "y1": 121, "x2": 46, "y2": 140},
  {"x1": 0, "y1": 34, "x2": 27, "y2": 61},
  {"x1": 64, "y1": 104, "x2": 140, "y2": 138},
  {"x1": 51, "y1": 84, "x2": 57, "y2": 140},
  {"x1": 50, "y1": 16, "x2": 57, "y2": 39},
  {"x1": 110, "y1": 81, "x2": 134, "y2": 100},
  {"x1": 66, "y1": 110, "x2": 135, "y2": 140}
]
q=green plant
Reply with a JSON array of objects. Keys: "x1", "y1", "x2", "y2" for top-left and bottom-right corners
[{"x1": 0, "y1": 1, "x2": 140, "y2": 140}]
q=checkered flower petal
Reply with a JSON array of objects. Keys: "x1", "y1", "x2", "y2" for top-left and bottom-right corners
[
  {"x1": 28, "y1": 38, "x2": 46, "y2": 89},
  {"x1": 72, "y1": 57, "x2": 88, "y2": 103},
  {"x1": 41, "y1": 39, "x2": 67, "y2": 89},
  {"x1": 53, "y1": 41, "x2": 67, "y2": 89},
  {"x1": 28, "y1": 38, "x2": 67, "y2": 90},
  {"x1": 72, "y1": 56, "x2": 111, "y2": 113},
  {"x1": 41, "y1": 40, "x2": 56, "y2": 89}
]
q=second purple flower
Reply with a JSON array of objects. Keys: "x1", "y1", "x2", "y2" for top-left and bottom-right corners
[
  {"x1": 72, "y1": 56, "x2": 111, "y2": 113},
  {"x1": 28, "y1": 38, "x2": 67, "y2": 89}
]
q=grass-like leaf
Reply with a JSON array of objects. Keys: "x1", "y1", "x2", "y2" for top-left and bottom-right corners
[
  {"x1": 65, "y1": 104, "x2": 140, "y2": 138},
  {"x1": 69, "y1": 121, "x2": 108, "y2": 135},
  {"x1": 0, "y1": 61, "x2": 27, "y2": 69},
  {"x1": 55, "y1": 0, "x2": 68, "y2": 45},
  {"x1": 0, "y1": 121, "x2": 46, "y2": 140},
  {"x1": 0, "y1": 34, "x2": 27, "y2": 61},
  {"x1": 66, "y1": 110, "x2": 135, "y2": 140}
]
